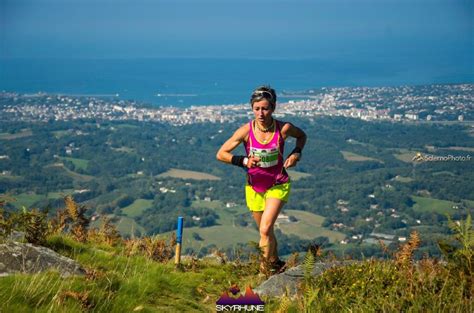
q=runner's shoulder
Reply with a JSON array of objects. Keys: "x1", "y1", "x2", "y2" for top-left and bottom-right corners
[
  {"x1": 277, "y1": 120, "x2": 292, "y2": 131},
  {"x1": 234, "y1": 122, "x2": 251, "y2": 141}
]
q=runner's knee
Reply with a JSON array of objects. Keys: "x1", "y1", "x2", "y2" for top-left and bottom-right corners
[{"x1": 259, "y1": 224, "x2": 273, "y2": 237}]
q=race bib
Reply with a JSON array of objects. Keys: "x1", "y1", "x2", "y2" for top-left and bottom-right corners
[{"x1": 250, "y1": 147, "x2": 279, "y2": 168}]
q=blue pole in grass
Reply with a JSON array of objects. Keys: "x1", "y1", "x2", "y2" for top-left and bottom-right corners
[{"x1": 175, "y1": 216, "x2": 184, "y2": 265}]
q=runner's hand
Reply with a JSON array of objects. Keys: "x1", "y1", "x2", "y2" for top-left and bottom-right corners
[
  {"x1": 284, "y1": 154, "x2": 300, "y2": 168},
  {"x1": 246, "y1": 155, "x2": 261, "y2": 168}
]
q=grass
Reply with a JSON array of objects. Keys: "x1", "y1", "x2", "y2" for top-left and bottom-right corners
[
  {"x1": 465, "y1": 199, "x2": 474, "y2": 208},
  {"x1": 46, "y1": 190, "x2": 76, "y2": 199},
  {"x1": 114, "y1": 124, "x2": 140, "y2": 129},
  {"x1": 2, "y1": 190, "x2": 77, "y2": 209},
  {"x1": 267, "y1": 222, "x2": 474, "y2": 312},
  {"x1": 278, "y1": 210, "x2": 346, "y2": 243},
  {"x1": 1, "y1": 208, "x2": 472, "y2": 312},
  {"x1": 341, "y1": 150, "x2": 383, "y2": 163},
  {"x1": 411, "y1": 195, "x2": 459, "y2": 215},
  {"x1": 0, "y1": 235, "x2": 263, "y2": 312},
  {"x1": 162, "y1": 201, "x2": 345, "y2": 252},
  {"x1": 346, "y1": 138, "x2": 375, "y2": 148},
  {"x1": 91, "y1": 215, "x2": 146, "y2": 237},
  {"x1": 169, "y1": 224, "x2": 259, "y2": 254},
  {"x1": 121, "y1": 199, "x2": 153, "y2": 218},
  {"x1": 52, "y1": 130, "x2": 71, "y2": 138},
  {"x1": 0, "y1": 129, "x2": 33, "y2": 140},
  {"x1": 163, "y1": 200, "x2": 258, "y2": 252},
  {"x1": 191, "y1": 199, "x2": 225, "y2": 210},
  {"x1": 432, "y1": 171, "x2": 456, "y2": 177},
  {"x1": 393, "y1": 150, "x2": 417, "y2": 163},
  {"x1": 3, "y1": 192, "x2": 45, "y2": 209},
  {"x1": 443, "y1": 146, "x2": 474, "y2": 152},
  {"x1": 86, "y1": 190, "x2": 123, "y2": 206},
  {"x1": 287, "y1": 170, "x2": 311, "y2": 181},
  {"x1": 111, "y1": 146, "x2": 135, "y2": 154},
  {"x1": 393, "y1": 175, "x2": 414, "y2": 183},
  {"x1": 0, "y1": 174, "x2": 23, "y2": 181},
  {"x1": 58, "y1": 157, "x2": 90, "y2": 171},
  {"x1": 115, "y1": 216, "x2": 146, "y2": 237},
  {"x1": 45, "y1": 163, "x2": 94, "y2": 182},
  {"x1": 157, "y1": 168, "x2": 220, "y2": 181},
  {"x1": 267, "y1": 258, "x2": 472, "y2": 312},
  {"x1": 192, "y1": 200, "x2": 245, "y2": 226},
  {"x1": 2, "y1": 232, "x2": 471, "y2": 312}
]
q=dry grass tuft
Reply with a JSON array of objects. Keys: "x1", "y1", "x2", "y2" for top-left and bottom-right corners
[
  {"x1": 124, "y1": 234, "x2": 176, "y2": 263},
  {"x1": 58, "y1": 290, "x2": 93, "y2": 310},
  {"x1": 396, "y1": 231, "x2": 420, "y2": 267}
]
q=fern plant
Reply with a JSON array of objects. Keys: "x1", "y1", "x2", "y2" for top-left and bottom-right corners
[
  {"x1": 0, "y1": 198, "x2": 17, "y2": 241},
  {"x1": 303, "y1": 248, "x2": 316, "y2": 283},
  {"x1": 21, "y1": 208, "x2": 49, "y2": 245},
  {"x1": 439, "y1": 214, "x2": 473, "y2": 280},
  {"x1": 396, "y1": 231, "x2": 421, "y2": 268},
  {"x1": 64, "y1": 196, "x2": 90, "y2": 242},
  {"x1": 0, "y1": 208, "x2": 14, "y2": 241}
]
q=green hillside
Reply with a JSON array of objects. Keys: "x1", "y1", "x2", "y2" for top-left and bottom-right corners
[
  {"x1": 158, "y1": 201, "x2": 344, "y2": 253},
  {"x1": 1, "y1": 205, "x2": 472, "y2": 312},
  {"x1": 278, "y1": 210, "x2": 345, "y2": 242},
  {"x1": 1, "y1": 115, "x2": 473, "y2": 259}
]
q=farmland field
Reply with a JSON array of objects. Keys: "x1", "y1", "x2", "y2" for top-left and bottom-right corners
[
  {"x1": 393, "y1": 150, "x2": 417, "y2": 163},
  {"x1": 122, "y1": 199, "x2": 153, "y2": 218},
  {"x1": 58, "y1": 157, "x2": 90, "y2": 170},
  {"x1": 411, "y1": 195, "x2": 458, "y2": 215},
  {"x1": 287, "y1": 170, "x2": 311, "y2": 181},
  {"x1": 157, "y1": 168, "x2": 220, "y2": 180},
  {"x1": 278, "y1": 209, "x2": 346, "y2": 243},
  {"x1": 0, "y1": 129, "x2": 33, "y2": 140},
  {"x1": 341, "y1": 151, "x2": 382, "y2": 163}
]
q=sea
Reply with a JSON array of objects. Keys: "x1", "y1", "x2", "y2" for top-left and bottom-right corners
[{"x1": 0, "y1": 57, "x2": 472, "y2": 107}]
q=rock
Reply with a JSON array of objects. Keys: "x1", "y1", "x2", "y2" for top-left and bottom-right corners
[
  {"x1": 7, "y1": 231, "x2": 26, "y2": 242},
  {"x1": 0, "y1": 241, "x2": 85, "y2": 277},
  {"x1": 201, "y1": 253, "x2": 226, "y2": 265},
  {"x1": 179, "y1": 255, "x2": 198, "y2": 263},
  {"x1": 254, "y1": 261, "x2": 356, "y2": 298}
]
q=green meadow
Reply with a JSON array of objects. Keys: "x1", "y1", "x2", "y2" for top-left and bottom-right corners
[
  {"x1": 0, "y1": 129, "x2": 33, "y2": 140},
  {"x1": 411, "y1": 195, "x2": 459, "y2": 215},
  {"x1": 58, "y1": 157, "x2": 90, "y2": 171},
  {"x1": 278, "y1": 209, "x2": 346, "y2": 243},
  {"x1": 161, "y1": 201, "x2": 345, "y2": 252},
  {"x1": 393, "y1": 149, "x2": 417, "y2": 163},
  {"x1": 45, "y1": 163, "x2": 94, "y2": 182},
  {"x1": 122, "y1": 199, "x2": 153, "y2": 218},
  {"x1": 341, "y1": 150, "x2": 382, "y2": 163},
  {"x1": 157, "y1": 168, "x2": 221, "y2": 181},
  {"x1": 91, "y1": 215, "x2": 145, "y2": 237},
  {"x1": 287, "y1": 170, "x2": 311, "y2": 181},
  {"x1": 2, "y1": 191, "x2": 72, "y2": 210}
]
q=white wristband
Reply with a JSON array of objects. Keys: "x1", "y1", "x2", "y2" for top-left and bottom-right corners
[{"x1": 243, "y1": 157, "x2": 249, "y2": 166}]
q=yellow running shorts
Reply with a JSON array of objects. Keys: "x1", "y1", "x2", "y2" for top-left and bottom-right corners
[{"x1": 245, "y1": 182, "x2": 291, "y2": 212}]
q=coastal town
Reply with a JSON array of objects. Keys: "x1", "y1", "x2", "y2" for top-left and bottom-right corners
[{"x1": 1, "y1": 84, "x2": 472, "y2": 125}]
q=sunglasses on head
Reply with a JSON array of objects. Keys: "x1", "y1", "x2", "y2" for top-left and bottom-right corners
[{"x1": 251, "y1": 90, "x2": 274, "y2": 102}]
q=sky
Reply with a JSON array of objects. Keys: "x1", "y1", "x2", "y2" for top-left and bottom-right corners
[{"x1": 0, "y1": 0, "x2": 472, "y2": 61}]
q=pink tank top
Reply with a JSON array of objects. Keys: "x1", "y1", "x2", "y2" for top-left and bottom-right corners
[{"x1": 245, "y1": 120, "x2": 289, "y2": 193}]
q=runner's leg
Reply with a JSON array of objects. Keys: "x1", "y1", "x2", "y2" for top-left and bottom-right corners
[
  {"x1": 259, "y1": 198, "x2": 285, "y2": 263},
  {"x1": 252, "y1": 211, "x2": 262, "y2": 228}
]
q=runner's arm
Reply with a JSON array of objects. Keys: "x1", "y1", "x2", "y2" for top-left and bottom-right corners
[
  {"x1": 216, "y1": 124, "x2": 249, "y2": 164},
  {"x1": 282, "y1": 122, "x2": 306, "y2": 152},
  {"x1": 282, "y1": 123, "x2": 307, "y2": 168}
]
